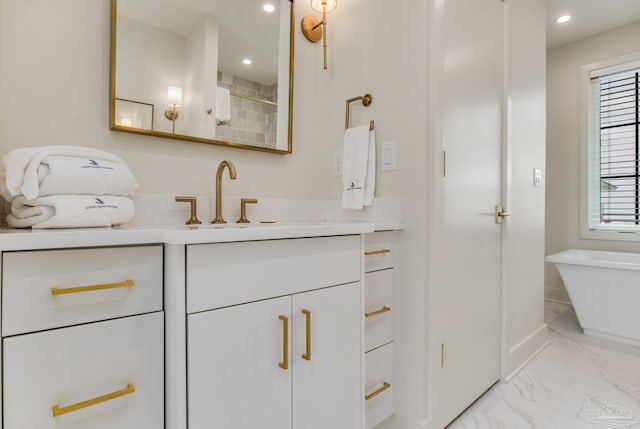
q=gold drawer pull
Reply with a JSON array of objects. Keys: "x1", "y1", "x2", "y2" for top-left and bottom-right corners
[
  {"x1": 365, "y1": 306, "x2": 391, "y2": 318},
  {"x1": 301, "y1": 309, "x2": 311, "y2": 361},
  {"x1": 52, "y1": 383, "x2": 135, "y2": 417},
  {"x1": 364, "y1": 248, "x2": 391, "y2": 256},
  {"x1": 51, "y1": 279, "x2": 135, "y2": 296},
  {"x1": 365, "y1": 382, "x2": 391, "y2": 400},
  {"x1": 279, "y1": 315, "x2": 289, "y2": 370}
]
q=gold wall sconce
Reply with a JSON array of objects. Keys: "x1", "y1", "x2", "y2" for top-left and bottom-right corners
[
  {"x1": 301, "y1": 0, "x2": 337, "y2": 70},
  {"x1": 164, "y1": 86, "x2": 182, "y2": 133}
]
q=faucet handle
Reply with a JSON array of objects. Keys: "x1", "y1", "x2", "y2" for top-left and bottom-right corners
[
  {"x1": 175, "y1": 196, "x2": 202, "y2": 225},
  {"x1": 237, "y1": 198, "x2": 258, "y2": 224}
]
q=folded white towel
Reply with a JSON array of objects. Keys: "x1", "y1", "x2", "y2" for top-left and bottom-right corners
[
  {"x1": 342, "y1": 125, "x2": 376, "y2": 210},
  {"x1": 216, "y1": 86, "x2": 231, "y2": 125},
  {"x1": 0, "y1": 146, "x2": 137, "y2": 201},
  {"x1": 7, "y1": 195, "x2": 135, "y2": 229}
]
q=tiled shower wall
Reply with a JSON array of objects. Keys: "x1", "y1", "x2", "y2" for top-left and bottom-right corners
[{"x1": 216, "y1": 72, "x2": 278, "y2": 149}]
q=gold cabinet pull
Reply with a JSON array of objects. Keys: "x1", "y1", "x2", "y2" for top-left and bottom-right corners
[
  {"x1": 52, "y1": 383, "x2": 135, "y2": 417},
  {"x1": 301, "y1": 309, "x2": 311, "y2": 361},
  {"x1": 365, "y1": 382, "x2": 391, "y2": 400},
  {"x1": 364, "y1": 248, "x2": 391, "y2": 256},
  {"x1": 279, "y1": 315, "x2": 289, "y2": 370},
  {"x1": 51, "y1": 279, "x2": 134, "y2": 296},
  {"x1": 365, "y1": 306, "x2": 391, "y2": 318}
]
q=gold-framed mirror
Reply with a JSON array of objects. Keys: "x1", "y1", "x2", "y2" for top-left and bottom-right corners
[{"x1": 110, "y1": 0, "x2": 294, "y2": 154}]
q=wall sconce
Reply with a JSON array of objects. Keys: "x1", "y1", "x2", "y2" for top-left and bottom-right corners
[
  {"x1": 164, "y1": 86, "x2": 182, "y2": 133},
  {"x1": 301, "y1": 0, "x2": 337, "y2": 70}
]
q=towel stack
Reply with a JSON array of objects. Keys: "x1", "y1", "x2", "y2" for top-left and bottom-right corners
[{"x1": 0, "y1": 146, "x2": 138, "y2": 229}]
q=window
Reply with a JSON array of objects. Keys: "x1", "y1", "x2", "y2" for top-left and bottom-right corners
[{"x1": 585, "y1": 58, "x2": 640, "y2": 235}]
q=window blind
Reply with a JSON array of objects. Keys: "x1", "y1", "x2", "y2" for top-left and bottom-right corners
[{"x1": 590, "y1": 68, "x2": 640, "y2": 228}]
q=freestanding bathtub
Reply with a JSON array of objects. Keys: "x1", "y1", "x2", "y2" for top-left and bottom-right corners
[{"x1": 546, "y1": 249, "x2": 640, "y2": 347}]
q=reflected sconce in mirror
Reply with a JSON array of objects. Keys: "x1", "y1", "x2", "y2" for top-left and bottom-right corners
[
  {"x1": 301, "y1": 0, "x2": 337, "y2": 69},
  {"x1": 164, "y1": 86, "x2": 182, "y2": 133}
]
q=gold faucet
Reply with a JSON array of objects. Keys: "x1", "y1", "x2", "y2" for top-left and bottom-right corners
[{"x1": 212, "y1": 160, "x2": 237, "y2": 224}]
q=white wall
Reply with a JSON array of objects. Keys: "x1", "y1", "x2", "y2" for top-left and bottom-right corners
[
  {"x1": 502, "y1": 0, "x2": 547, "y2": 378},
  {"x1": 116, "y1": 15, "x2": 184, "y2": 134},
  {"x1": 546, "y1": 21, "x2": 640, "y2": 302}
]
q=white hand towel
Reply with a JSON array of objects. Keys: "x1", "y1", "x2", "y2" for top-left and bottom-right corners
[
  {"x1": 0, "y1": 146, "x2": 137, "y2": 201},
  {"x1": 342, "y1": 125, "x2": 376, "y2": 210},
  {"x1": 363, "y1": 129, "x2": 376, "y2": 207},
  {"x1": 216, "y1": 86, "x2": 231, "y2": 125},
  {"x1": 7, "y1": 195, "x2": 135, "y2": 229}
]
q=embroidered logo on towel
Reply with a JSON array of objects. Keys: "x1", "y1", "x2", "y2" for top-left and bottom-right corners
[
  {"x1": 345, "y1": 182, "x2": 362, "y2": 192},
  {"x1": 85, "y1": 197, "x2": 118, "y2": 210},
  {"x1": 81, "y1": 159, "x2": 114, "y2": 170}
]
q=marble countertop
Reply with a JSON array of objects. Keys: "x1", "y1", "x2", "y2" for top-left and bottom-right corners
[{"x1": 0, "y1": 221, "x2": 391, "y2": 251}]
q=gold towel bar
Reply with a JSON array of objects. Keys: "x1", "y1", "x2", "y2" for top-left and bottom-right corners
[
  {"x1": 230, "y1": 91, "x2": 277, "y2": 107},
  {"x1": 345, "y1": 93, "x2": 374, "y2": 130},
  {"x1": 52, "y1": 383, "x2": 135, "y2": 417},
  {"x1": 51, "y1": 279, "x2": 135, "y2": 296}
]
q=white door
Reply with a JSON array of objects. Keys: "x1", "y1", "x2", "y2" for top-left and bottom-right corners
[
  {"x1": 187, "y1": 296, "x2": 292, "y2": 429},
  {"x1": 430, "y1": 0, "x2": 504, "y2": 426},
  {"x1": 292, "y1": 282, "x2": 362, "y2": 429}
]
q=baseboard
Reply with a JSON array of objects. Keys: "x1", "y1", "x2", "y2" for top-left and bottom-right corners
[
  {"x1": 544, "y1": 297, "x2": 572, "y2": 305},
  {"x1": 504, "y1": 323, "x2": 549, "y2": 381},
  {"x1": 374, "y1": 413, "x2": 431, "y2": 429}
]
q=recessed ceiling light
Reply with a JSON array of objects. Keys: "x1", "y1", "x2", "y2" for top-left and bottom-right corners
[
  {"x1": 263, "y1": 3, "x2": 275, "y2": 13},
  {"x1": 242, "y1": 58, "x2": 252, "y2": 65},
  {"x1": 556, "y1": 15, "x2": 572, "y2": 24}
]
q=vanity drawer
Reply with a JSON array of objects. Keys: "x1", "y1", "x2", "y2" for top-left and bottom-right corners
[
  {"x1": 186, "y1": 235, "x2": 360, "y2": 313},
  {"x1": 364, "y1": 231, "x2": 395, "y2": 272},
  {"x1": 2, "y1": 245, "x2": 163, "y2": 336},
  {"x1": 3, "y1": 312, "x2": 164, "y2": 429},
  {"x1": 365, "y1": 269, "x2": 394, "y2": 352},
  {"x1": 365, "y1": 342, "x2": 395, "y2": 429}
]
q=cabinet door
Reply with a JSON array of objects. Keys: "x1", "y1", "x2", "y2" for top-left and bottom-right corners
[
  {"x1": 292, "y1": 282, "x2": 362, "y2": 429},
  {"x1": 3, "y1": 312, "x2": 164, "y2": 429},
  {"x1": 188, "y1": 296, "x2": 292, "y2": 429}
]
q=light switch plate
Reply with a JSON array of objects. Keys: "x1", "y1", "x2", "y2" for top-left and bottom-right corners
[
  {"x1": 381, "y1": 142, "x2": 397, "y2": 171},
  {"x1": 533, "y1": 168, "x2": 542, "y2": 188}
]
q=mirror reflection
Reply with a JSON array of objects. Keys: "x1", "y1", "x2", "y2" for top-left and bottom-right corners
[{"x1": 111, "y1": 0, "x2": 293, "y2": 153}]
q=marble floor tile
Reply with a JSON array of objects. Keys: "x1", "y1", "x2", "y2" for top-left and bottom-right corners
[{"x1": 447, "y1": 302, "x2": 640, "y2": 429}]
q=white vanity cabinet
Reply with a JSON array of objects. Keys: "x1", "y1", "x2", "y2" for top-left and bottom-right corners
[
  {"x1": 363, "y1": 231, "x2": 396, "y2": 428},
  {"x1": 1, "y1": 245, "x2": 164, "y2": 429},
  {"x1": 185, "y1": 235, "x2": 363, "y2": 429}
]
